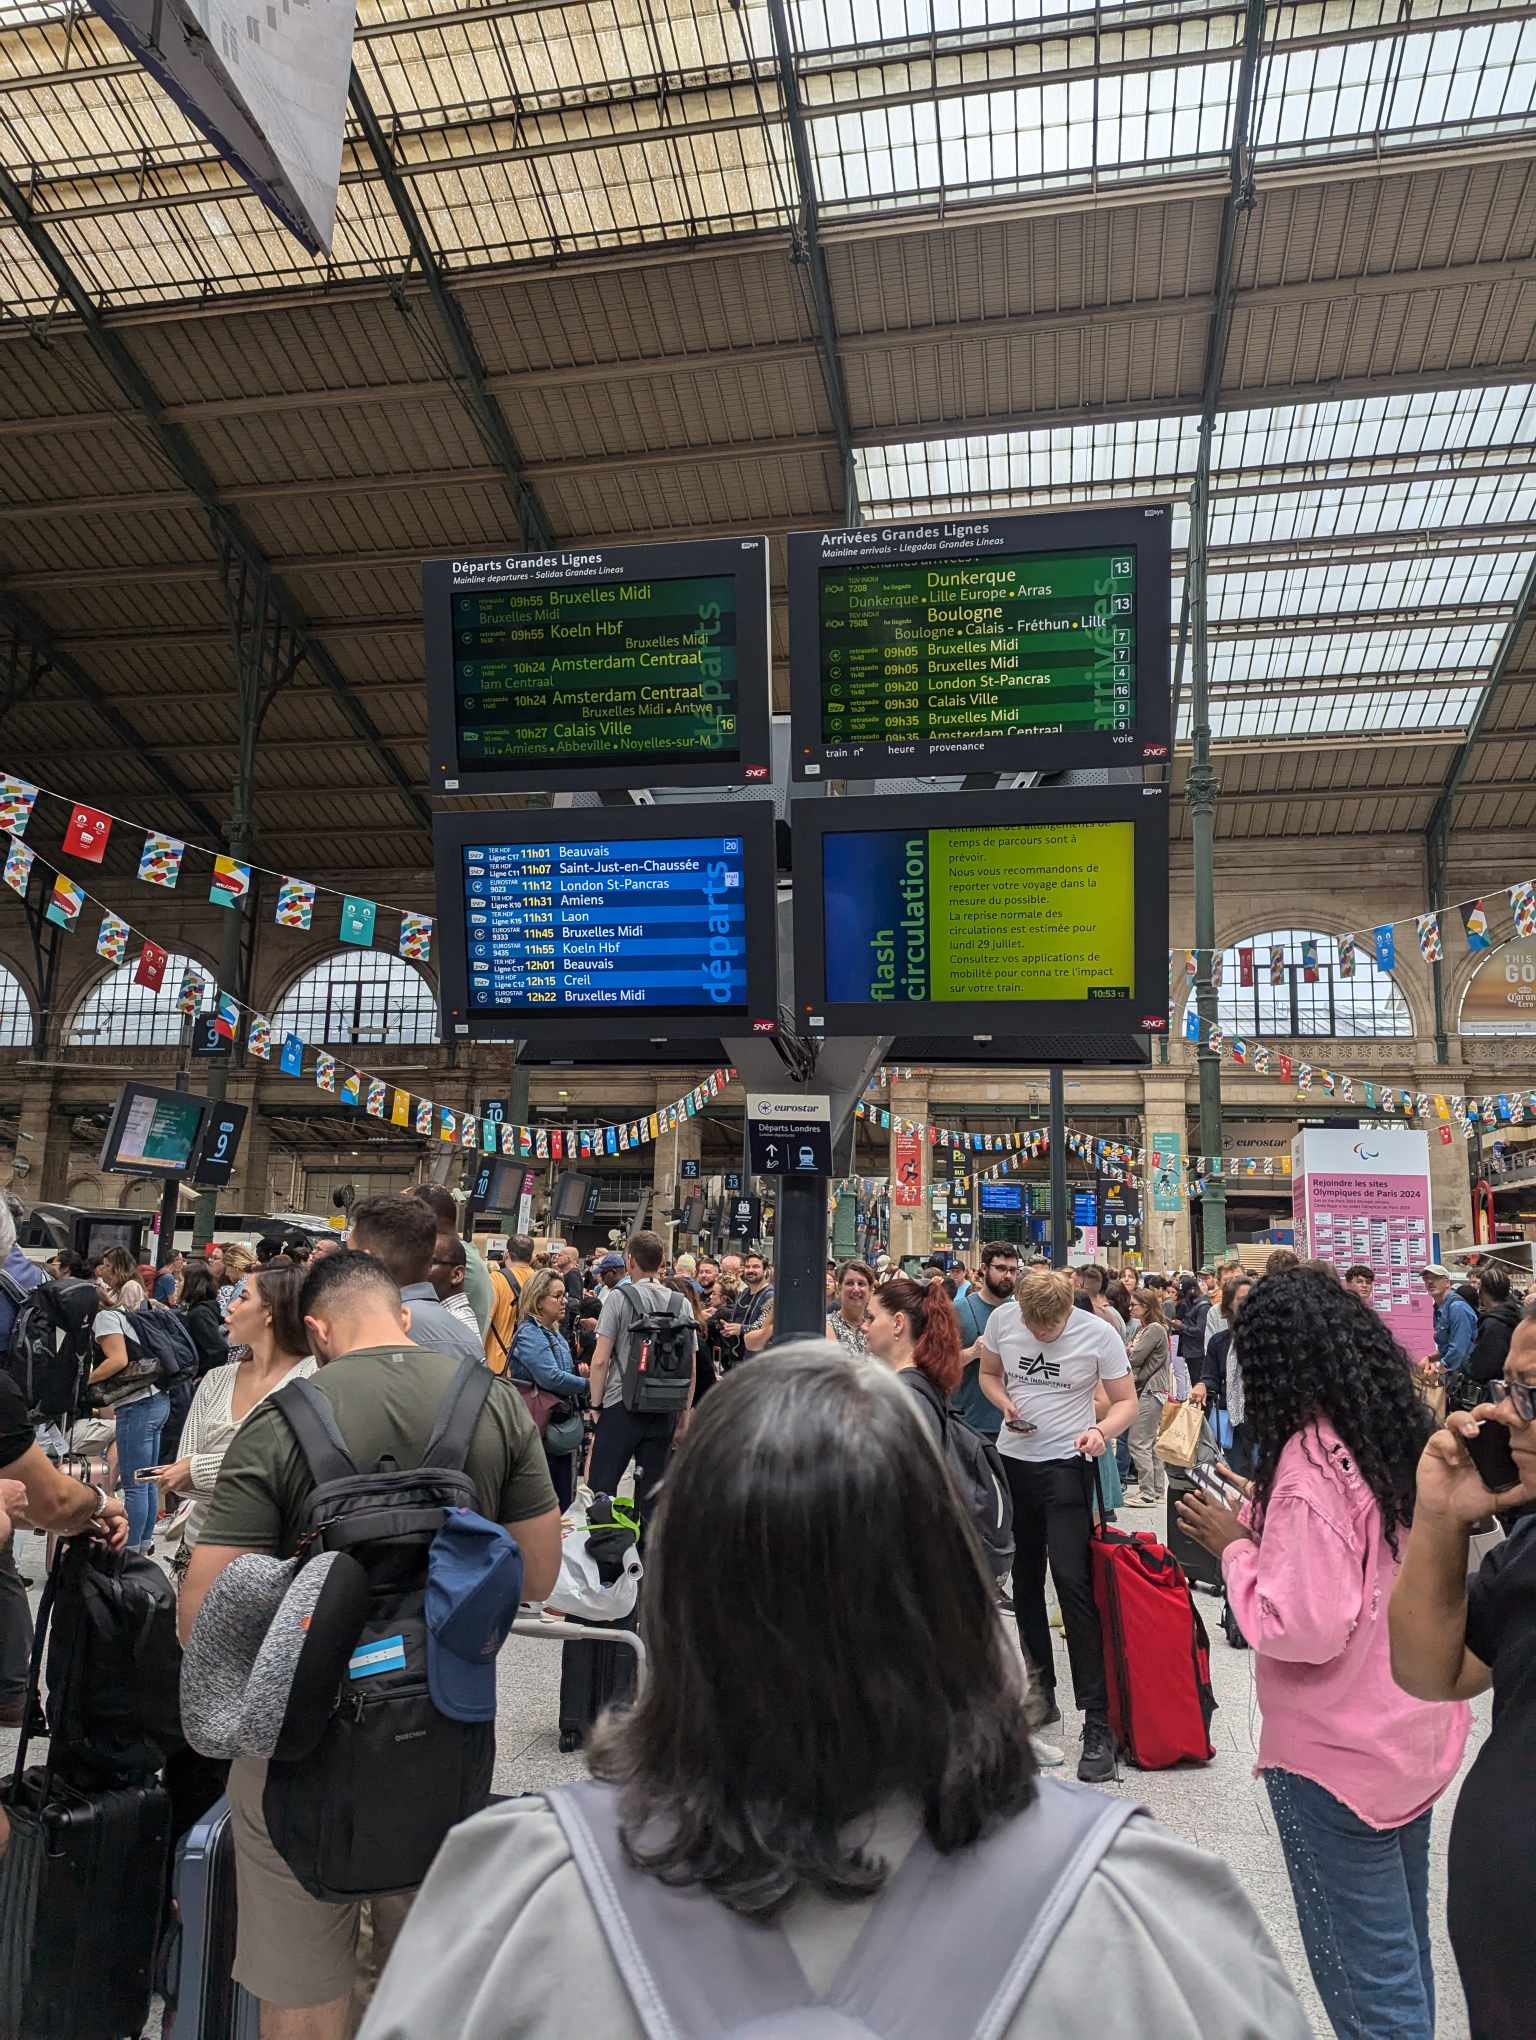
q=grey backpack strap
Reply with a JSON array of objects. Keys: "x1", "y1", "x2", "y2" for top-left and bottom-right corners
[{"x1": 547, "y1": 1775, "x2": 1141, "y2": 2040}]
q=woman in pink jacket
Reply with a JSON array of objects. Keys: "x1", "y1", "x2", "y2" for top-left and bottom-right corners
[{"x1": 1177, "y1": 1267, "x2": 1469, "y2": 2040}]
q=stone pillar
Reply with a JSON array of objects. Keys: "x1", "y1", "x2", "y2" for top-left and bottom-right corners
[
  {"x1": 886, "y1": 1076, "x2": 931, "y2": 1265},
  {"x1": 1140, "y1": 1068, "x2": 1194, "y2": 1271},
  {"x1": 7, "y1": 1073, "x2": 70, "y2": 1204},
  {"x1": 1425, "y1": 1103, "x2": 1476, "y2": 1260},
  {"x1": 652, "y1": 1080, "x2": 702, "y2": 1247}
]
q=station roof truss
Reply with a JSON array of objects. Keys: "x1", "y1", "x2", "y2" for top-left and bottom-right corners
[{"x1": 0, "y1": 0, "x2": 1530, "y2": 862}]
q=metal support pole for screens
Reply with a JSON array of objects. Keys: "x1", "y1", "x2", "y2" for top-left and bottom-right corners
[{"x1": 1048, "y1": 1067, "x2": 1068, "y2": 1265}]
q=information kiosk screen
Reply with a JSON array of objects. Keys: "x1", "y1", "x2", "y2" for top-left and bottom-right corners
[
  {"x1": 99, "y1": 1083, "x2": 209, "y2": 1178},
  {"x1": 793, "y1": 785, "x2": 1169, "y2": 1037},
  {"x1": 433, "y1": 803, "x2": 780, "y2": 1041},
  {"x1": 789, "y1": 507, "x2": 1170, "y2": 781},
  {"x1": 424, "y1": 539, "x2": 772, "y2": 794}
]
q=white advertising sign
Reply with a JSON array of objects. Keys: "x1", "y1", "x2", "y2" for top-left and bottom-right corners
[{"x1": 1292, "y1": 1129, "x2": 1435, "y2": 1351}]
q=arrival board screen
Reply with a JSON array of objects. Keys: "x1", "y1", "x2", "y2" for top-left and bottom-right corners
[
  {"x1": 434, "y1": 805, "x2": 779, "y2": 1042},
  {"x1": 423, "y1": 539, "x2": 772, "y2": 795},
  {"x1": 99, "y1": 1083, "x2": 208, "y2": 1178},
  {"x1": 793, "y1": 785, "x2": 1169, "y2": 1037},
  {"x1": 789, "y1": 507, "x2": 1171, "y2": 781}
]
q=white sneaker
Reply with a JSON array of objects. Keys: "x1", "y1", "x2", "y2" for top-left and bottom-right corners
[{"x1": 1030, "y1": 1734, "x2": 1065, "y2": 1767}]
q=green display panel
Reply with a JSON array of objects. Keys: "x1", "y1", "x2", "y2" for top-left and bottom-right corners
[
  {"x1": 423, "y1": 540, "x2": 772, "y2": 795},
  {"x1": 453, "y1": 574, "x2": 738, "y2": 767},
  {"x1": 789, "y1": 507, "x2": 1171, "y2": 781},
  {"x1": 820, "y1": 548, "x2": 1133, "y2": 749}
]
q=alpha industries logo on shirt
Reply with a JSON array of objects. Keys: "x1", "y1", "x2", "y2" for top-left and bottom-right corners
[{"x1": 1017, "y1": 1353, "x2": 1062, "y2": 1381}]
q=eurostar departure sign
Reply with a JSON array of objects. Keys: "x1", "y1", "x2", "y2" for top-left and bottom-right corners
[
  {"x1": 424, "y1": 538, "x2": 772, "y2": 795},
  {"x1": 789, "y1": 506, "x2": 1170, "y2": 781}
]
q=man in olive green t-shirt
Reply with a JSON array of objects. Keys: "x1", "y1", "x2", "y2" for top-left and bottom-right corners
[{"x1": 179, "y1": 1249, "x2": 562, "y2": 2038}]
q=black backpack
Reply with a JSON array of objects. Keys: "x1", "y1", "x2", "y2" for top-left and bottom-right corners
[
  {"x1": 0, "y1": 1274, "x2": 99, "y2": 1424},
  {"x1": 904, "y1": 1371, "x2": 1015, "y2": 1582},
  {"x1": 123, "y1": 1302, "x2": 200, "y2": 1387},
  {"x1": 613, "y1": 1284, "x2": 697, "y2": 1415},
  {"x1": 260, "y1": 1356, "x2": 499, "y2": 1901},
  {"x1": 43, "y1": 1537, "x2": 185, "y2": 1785}
]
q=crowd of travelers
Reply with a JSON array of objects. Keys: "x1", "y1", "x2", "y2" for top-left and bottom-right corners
[{"x1": 1, "y1": 1193, "x2": 1534, "y2": 2039}]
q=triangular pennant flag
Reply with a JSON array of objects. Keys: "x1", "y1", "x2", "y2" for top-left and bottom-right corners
[
  {"x1": 399, "y1": 912, "x2": 433, "y2": 963},
  {"x1": 340, "y1": 895, "x2": 377, "y2": 946},
  {"x1": 0, "y1": 776, "x2": 38, "y2": 838},
  {"x1": 95, "y1": 911, "x2": 128, "y2": 964},
  {"x1": 138, "y1": 832, "x2": 184, "y2": 887},
  {"x1": 2, "y1": 838, "x2": 32, "y2": 896},
  {"x1": 247, "y1": 1013, "x2": 271, "y2": 1060},
  {"x1": 316, "y1": 1053, "x2": 337, "y2": 1093},
  {"x1": 63, "y1": 803, "x2": 112, "y2": 864},
  {"x1": 121, "y1": 947, "x2": 174, "y2": 1017},
  {"x1": 1461, "y1": 901, "x2": 1490, "y2": 951},
  {"x1": 214, "y1": 992, "x2": 240, "y2": 1041},
  {"x1": 276, "y1": 878, "x2": 315, "y2": 930},
  {"x1": 45, "y1": 873, "x2": 84, "y2": 930},
  {"x1": 210, "y1": 855, "x2": 251, "y2": 908}
]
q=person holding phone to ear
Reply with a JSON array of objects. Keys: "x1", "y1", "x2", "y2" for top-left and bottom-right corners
[
  {"x1": 1389, "y1": 1304, "x2": 1536, "y2": 2040},
  {"x1": 1176, "y1": 1268, "x2": 1469, "y2": 2040}
]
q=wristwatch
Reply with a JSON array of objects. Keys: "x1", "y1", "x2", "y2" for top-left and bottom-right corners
[{"x1": 88, "y1": 1484, "x2": 110, "y2": 1522}]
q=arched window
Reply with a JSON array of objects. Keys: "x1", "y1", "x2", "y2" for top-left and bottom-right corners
[
  {"x1": 69, "y1": 953, "x2": 214, "y2": 1048},
  {"x1": 1459, "y1": 940, "x2": 1536, "y2": 1036},
  {"x1": 273, "y1": 950, "x2": 439, "y2": 1047},
  {"x1": 0, "y1": 963, "x2": 33, "y2": 1048},
  {"x1": 1214, "y1": 928, "x2": 1412, "y2": 1039}
]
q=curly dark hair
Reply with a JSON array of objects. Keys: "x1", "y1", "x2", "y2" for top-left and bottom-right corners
[{"x1": 1235, "y1": 1267, "x2": 1430, "y2": 1554}]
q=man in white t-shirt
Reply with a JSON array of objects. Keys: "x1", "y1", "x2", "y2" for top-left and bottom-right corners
[{"x1": 978, "y1": 1267, "x2": 1136, "y2": 1783}]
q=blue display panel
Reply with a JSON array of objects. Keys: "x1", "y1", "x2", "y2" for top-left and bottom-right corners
[
  {"x1": 433, "y1": 803, "x2": 780, "y2": 1043},
  {"x1": 463, "y1": 835, "x2": 748, "y2": 1012}
]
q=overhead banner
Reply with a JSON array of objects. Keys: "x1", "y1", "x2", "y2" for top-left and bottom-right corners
[
  {"x1": 1460, "y1": 940, "x2": 1536, "y2": 1035},
  {"x1": 87, "y1": 0, "x2": 356, "y2": 253}
]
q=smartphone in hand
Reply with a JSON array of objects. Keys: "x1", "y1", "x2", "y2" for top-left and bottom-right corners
[{"x1": 1463, "y1": 1419, "x2": 1522, "y2": 1495}]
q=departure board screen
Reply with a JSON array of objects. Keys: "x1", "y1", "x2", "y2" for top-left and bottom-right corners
[
  {"x1": 434, "y1": 805, "x2": 779, "y2": 1042},
  {"x1": 789, "y1": 507, "x2": 1170, "y2": 782},
  {"x1": 793, "y1": 785, "x2": 1169, "y2": 1037},
  {"x1": 423, "y1": 539, "x2": 772, "y2": 795}
]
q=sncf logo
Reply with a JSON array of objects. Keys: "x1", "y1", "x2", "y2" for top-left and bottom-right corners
[{"x1": 1018, "y1": 1354, "x2": 1062, "y2": 1381}]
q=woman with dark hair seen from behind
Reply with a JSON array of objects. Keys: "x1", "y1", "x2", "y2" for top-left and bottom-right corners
[
  {"x1": 360, "y1": 1347, "x2": 1308, "y2": 2040},
  {"x1": 1462, "y1": 1262, "x2": 1521, "y2": 1401},
  {"x1": 178, "y1": 1259, "x2": 229, "y2": 1378},
  {"x1": 1176, "y1": 1270, "x2": 1470, "y2": 2040}
]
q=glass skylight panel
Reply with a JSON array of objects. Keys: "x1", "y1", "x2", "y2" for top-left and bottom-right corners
[
  {"x1": 1208, "y1": 550, "x2": 1533, "y2": 623},
  {"x1": 1211, "y1": 623, "x2": 1505, "y2": 689},
  {"x1": 1209, "y1": 474, "x2": 1536, "y2": 549},
  {"x1": 1201, "y1": 684, "x2": 1485, "y2": 743}
]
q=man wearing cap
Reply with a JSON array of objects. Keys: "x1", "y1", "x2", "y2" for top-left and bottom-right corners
[
  {"x1": 594, "y1": 1250, "x2": 627, "y2": 1290},
  {"x1": 1422, "y1": 1264, "x2": 1477, "y2": 1386},
  {"x1": 179, "y1": 1249, "x2": 562, "y2": 2040}
]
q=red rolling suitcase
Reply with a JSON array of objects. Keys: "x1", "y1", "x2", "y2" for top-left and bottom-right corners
[{"x1": 1089, "y1": 1466, "x2": 1216, "y2": 1770}]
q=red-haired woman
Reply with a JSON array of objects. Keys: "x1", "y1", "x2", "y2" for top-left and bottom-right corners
[{"x1": 864, "y1": 1275, "x2": 963, "y2": 1403}]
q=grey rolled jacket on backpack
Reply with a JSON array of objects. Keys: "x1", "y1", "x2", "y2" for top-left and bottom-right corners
[{"x1": 358, "y1": 1785, "x2": 1310, "y2": 2040}]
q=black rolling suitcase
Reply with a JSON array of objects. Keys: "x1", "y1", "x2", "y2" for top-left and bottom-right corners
[
  {"x1": 162, "y1": 1796, "x2": 260, "y2": 2040},
  {"x1": 0, "y1": 1552, "x2": 173, "y2": 2040},
  {"x1": 558, "y1": 1610, "x2": 640, "y2": 1752},
  {"x1": 1163, "y1": 1470, "x2": 1225, "y2": 1596}
]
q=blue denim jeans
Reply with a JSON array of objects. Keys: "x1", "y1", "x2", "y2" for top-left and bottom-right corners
[
  {"x1": 114, "y1": 1390, "x2": 169, "y2": 1551},
  {"x1": 1264, "y1": 1768, "x2": 1436, "y2": 2040}
]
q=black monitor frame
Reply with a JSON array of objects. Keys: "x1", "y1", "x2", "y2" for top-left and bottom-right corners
[
  {"x1": 423, "y1": 537, "x2": 774, "y2": 795},
  {"x1": 433, "y1": 801, "x2": 781, "y2": 1043},
  {"x1": 788, "y1": 505, "x2": 1171, "y2": 782},
  {"x1": 98, "y1": 1082, "x2": 210, "y2": 1180},
  {"x1": 791, "y1": 782, "x2": 1170, "y2": 1038}
]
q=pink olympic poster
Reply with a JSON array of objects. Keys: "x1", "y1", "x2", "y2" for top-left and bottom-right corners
[{"x1": 1292, "y1": 1129, "x2": 1436, "y2": 1357}]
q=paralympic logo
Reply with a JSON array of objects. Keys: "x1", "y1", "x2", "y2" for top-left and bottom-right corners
[{"x1": 1353, "y1": 1143, "x2": 1381, "y2": 1161}]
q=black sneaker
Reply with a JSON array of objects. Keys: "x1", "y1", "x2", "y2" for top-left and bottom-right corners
[{"x1": 1077, "y1": 1717, "x2": 1117, "y2": 1784}]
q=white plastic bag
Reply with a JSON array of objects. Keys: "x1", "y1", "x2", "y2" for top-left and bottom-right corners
[{"x1": 545, "y1": 1494, "x2": 643, "y2": 1620}]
